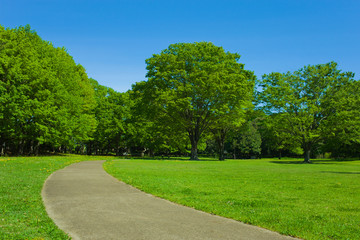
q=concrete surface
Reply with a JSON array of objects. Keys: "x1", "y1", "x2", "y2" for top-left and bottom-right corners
[{"x1": 42, "y1": 160, "x2": 298, "y2": 240}]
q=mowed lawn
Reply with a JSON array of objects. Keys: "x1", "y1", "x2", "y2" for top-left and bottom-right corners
[
  {"x1": 104, "y1": 158, "x2": 360, "y2": 240},
  {"x1": 0, "y1": 155, "x2": 116, "y2": 239}
]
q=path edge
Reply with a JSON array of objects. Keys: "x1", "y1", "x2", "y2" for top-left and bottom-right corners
[
  {"x1": 40, "y1": 161, "x2": 99, "y2": 240},
  {"x1": 102, "y1": 160, "x2": 300, "y2": 240}
]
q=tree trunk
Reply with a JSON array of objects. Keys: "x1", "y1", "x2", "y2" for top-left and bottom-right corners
[
  {"x1": 1, "y1": 142, "x2": 5, "y2": 156},
  {"x1": 190, "y1": 143, "x2": 199, "y2": 160},
  {"x1": 218, "y1": 144, "x2": 225, "y2": 161},
  {"x1": 81, "y1": 145, "x2": 86, "y2": 155},
  {"x1": 211, "y1": 128, "x2": 228, "y2": 161},
  {"x1": 34, "y1": 142, "x2": 40, "y2": 156},
  {"x1": 216, "y1": 129, "x2": 227, "y2": 161},
  {"x1": 29, "y1": 141, "x2": 33, "y2": 155},
  {"x1": 86, "y1": 143, "x2": 91, "y2": 155},
  {"x1": 217, "y1": 137, "x2": 225, "y2": 161},
  {"x1": 141, "y1": 148, "x2": 145, "y2": 158},
  {"x1": 188, "y1": 126, "x2": 200, "y2": 160},
  {"x1": 149, "y1": 149, "x2": 154, "y2": 157},
  {"x1": 18, "y1": 140, "x2": 24, "y2": 156},
  {"x1": 304, "y1": 145, "x2": 311, "y2": 163}
]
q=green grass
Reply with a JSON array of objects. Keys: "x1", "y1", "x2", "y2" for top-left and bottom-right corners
[
  {"x1": 0, "y1": 155, "x2": 118, "y2": 239},
  {"x1": 2, "y1": 155, "x2": 359, "y2": 239},
  {"x1": 104, "y1": 158, "x2": 360, "y2": 240}
]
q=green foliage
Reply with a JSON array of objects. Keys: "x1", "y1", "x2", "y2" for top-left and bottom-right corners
[
  {"x1": 257, "y1": 62, "x2": 358, "y2": 162},
  {"x1": 259, "y1": 113, "x2": 303, "y2": 158},
  {"x1": 133, "y1": 42, "x2": 255, "y2": 159},
  {"x1": 87, "y1": 79, "x2": 131, "y2": 155},
  {"x1": 126, "y1": 88, "x2": 189, "y2": 156},
  {"x1": 321, "y1": 80, "x2": 360, "y2": 157},
  {"x1": 0, "y1": 25, "x2": 96, "y2": 155},
  {"x1": 105, "y1": 158, "x2": 360, "y2": 240},
  {"x1": 226, "y1": 120, "x2": 262, "y2": 158},
  {"x1": 2, "y1": 24, "x2": 359, "y2": 160}
]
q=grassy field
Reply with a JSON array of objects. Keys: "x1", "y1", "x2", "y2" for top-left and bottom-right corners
[
  {"x1": 1, "y1": 156, "x2": 359, "y2": 239},
  {"x1": 0, "y1": 155, "x2": 117, "y2": 239},
  {"x1": 104, "y1": 158, "x2": 360, "y2": 240}
]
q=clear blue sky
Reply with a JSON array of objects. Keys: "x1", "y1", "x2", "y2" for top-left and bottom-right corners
[{"x1": 1, "y1": 0, "x2": 359, "y2": 92}]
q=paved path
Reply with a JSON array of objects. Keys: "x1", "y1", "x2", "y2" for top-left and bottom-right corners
[{"x1": 42, "y1": 161, "x2": 298, "y2": 240}]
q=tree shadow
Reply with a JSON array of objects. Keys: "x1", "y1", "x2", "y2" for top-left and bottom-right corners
[
  {"x1": 270, "y1": 160, "x2": 306, "y2": 164},
  {"x1": 270, "y1": 158, "x2": 360, "y2": 165},
  {"x1": 315, "y1": 158, "x2": 360, "y2": 163},
  {"x1": 320, "y1": 171, "x2": 360, "y2": 174},
  {"x1": 123, "y1": 156, "x2": 220, "y2": 162}
]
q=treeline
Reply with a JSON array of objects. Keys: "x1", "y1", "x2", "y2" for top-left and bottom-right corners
[
  {"x1": 1, "y1": 25, "x2": 359, "y2": 162},
  {"x1": 0, "y1": 25, "x2": 96, "y2": 155}
]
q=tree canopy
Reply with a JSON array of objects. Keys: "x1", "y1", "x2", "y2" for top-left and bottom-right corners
[
  {"x1": 133, "y1": 42, "x2": 255, "y2": 160},
  {"x1": 0, "y1": 25, "x2": 96, "y2": 155},
  {"x1": 257, "y1": 62, "x2": 358, "y2": 162},
  {"x1": 1, "y1": 25, "x2": 360, "y2": 160}
]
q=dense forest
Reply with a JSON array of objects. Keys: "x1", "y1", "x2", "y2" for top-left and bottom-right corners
[{"x1": 1, "y1": 25, "x2": 359, "y2": 162}]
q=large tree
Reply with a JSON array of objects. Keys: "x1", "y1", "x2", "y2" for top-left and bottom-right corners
[
  {"x1": 133, "y1": 42, "x2": 255, "y2": 160},
  {"x1": 257, "y1": 62, "x2": 358, "y2": 163}
]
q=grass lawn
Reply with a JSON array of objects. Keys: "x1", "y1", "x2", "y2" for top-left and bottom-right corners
[
  {"x1": 104, "y1": 158, "x2": 360, "y2": 240},
  {"x1": 0, "y1": 155, "x2": 117, "y2": 239}
]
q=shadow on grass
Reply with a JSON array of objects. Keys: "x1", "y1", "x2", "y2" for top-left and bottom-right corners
[
  {"x1": 270, "y1": 160, "x2": 305, "y2": 164},
  {"x1": 320, "y1": 171, "x2": 360, "y2": 174},
  {"x1": 270, "y1": 158, "x2": 360, "y2": 165},
  {"x1": 123, "y1": 156, "x2": 221, "y2": 162}
]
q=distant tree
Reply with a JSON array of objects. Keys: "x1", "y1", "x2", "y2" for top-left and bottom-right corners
[
  {"x1": 259, "y1": 113, "x2": 302, "y2": 159},
  {"x1": 257, "y1": 62, "x2": 358, "y2": 163},
  {"x1": 322, "y1": 80, "x2": 360, "y2": 157},
  {"x1": 225, "y1": 118, "x2": 261, "y2": 159},
  {"x1": 134, "y1": 42, "x2": 255, "y2": 160},
  {"x1": 89, "y1": 79, "x2": 131, "y2": 155},
  {"x1": 237, "y1": 121, "x2": 262, "y2": 158},
  {"x1": 209, "y1": 110, "x2": 249, "y2": 160}
]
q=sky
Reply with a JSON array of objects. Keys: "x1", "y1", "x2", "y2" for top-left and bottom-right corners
[{"x1": 1, "y1": 0, "x2": 359, "y2": 92}]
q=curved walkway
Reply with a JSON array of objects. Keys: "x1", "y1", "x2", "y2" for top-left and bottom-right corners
[{"x1": 42, "y1": 161, "x2": 298, "y2": 240}]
